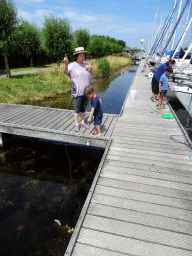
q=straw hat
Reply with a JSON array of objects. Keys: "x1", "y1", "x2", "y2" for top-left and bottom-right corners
[{"x1": 73, "y1": 47, "x2": 87, "y2": 55}]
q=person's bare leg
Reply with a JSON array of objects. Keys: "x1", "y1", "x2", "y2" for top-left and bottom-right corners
[
  {"x1": 152, "y1": 93, "x2": 157, "y2": 101},
  {"x1": 95, "y1": 126, "x2": 102, "y2": 136},
  {"x1": 161, "y1": 97, "x2": 166, "y2": 108},
  {"x1": 79, "y1": 112, "x2": 85, "y2": 125},
  {"x1": 74, "y1": 113, "x2": 79, "y2": 126},
  {"x1": 158, "y1": 98, "x2": 162, "y2": 109},
  {"x1": 90, "y1": 127, "x2": 98, "y2": 135}
]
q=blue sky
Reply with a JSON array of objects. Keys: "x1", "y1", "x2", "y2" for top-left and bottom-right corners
[{"x1": 15, "y1": 0, "x2": 191, "y2": 49}]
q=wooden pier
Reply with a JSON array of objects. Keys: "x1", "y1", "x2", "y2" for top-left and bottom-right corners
[
  {"x1": 0, "y1": 61, "x2": 192, "y2": 255},
  {"x1": 0, "y1": 104, "x2": 117, "y2": 148},
  {"x1": 65, "y1": 60, "x2": 192, "y2": 256}
]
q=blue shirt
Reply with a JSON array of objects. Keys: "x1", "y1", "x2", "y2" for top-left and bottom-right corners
[
  {"x1": 160, "y1": 74, "x2": 169, "y2": 90},
  {"x1": 91, "y1": 95, "x2": 103, "y2": 117},
  {"x1": 154, "y1": 63, "x2": 168, "y2": 82}
]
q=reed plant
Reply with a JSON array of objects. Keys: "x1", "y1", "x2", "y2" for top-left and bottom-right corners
[{"x1": 87, "y1": 55, "x2": 132, "y2": 77}]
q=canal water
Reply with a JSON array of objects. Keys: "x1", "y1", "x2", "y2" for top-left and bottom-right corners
[{"x1": 0, "y1": 64, "x2": 137, "y2": 256}]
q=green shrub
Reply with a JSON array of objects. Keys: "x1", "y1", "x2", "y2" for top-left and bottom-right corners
[{"x1": 96, "y1": 58, "x2": 110, "y2": 77}]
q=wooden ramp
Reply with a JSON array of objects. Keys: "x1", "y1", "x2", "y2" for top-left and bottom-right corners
[
  {"x1": 0, "y1": 104, "x2": 118, "y2": 148},
  {"x1": 65, "y1": 61, "x2": 192, "y2": 255}
]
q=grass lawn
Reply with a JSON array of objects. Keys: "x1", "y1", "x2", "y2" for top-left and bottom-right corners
[{"x1": 0, "y1": 67, "x2": 71, "y2": 104}]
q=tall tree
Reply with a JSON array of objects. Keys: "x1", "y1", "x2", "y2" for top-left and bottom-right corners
[
  {"x1": 73, "y1": 28, "x2": 90, "y2": 50},
  {"x1": 16, "y1": 19, "x2": 41, "y2": 67},
  {"x1": 0, "y1": 0, "x2": 17, "y2": 77},
  {"x1": 43, "y1": 14, "x2": 73, "y2": 66}
]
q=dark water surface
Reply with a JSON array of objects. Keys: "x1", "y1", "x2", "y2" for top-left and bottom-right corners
[{"x1": 0, "y1": 64, "x2": 137, "y2": 255}]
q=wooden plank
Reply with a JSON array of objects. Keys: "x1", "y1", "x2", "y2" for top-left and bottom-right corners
[
  {"x1": 108, "y1": 146, "x2": 192, "y2": 161},
  {"x1": 100, "y1": 116, "x2": 113, "y2": 136},
  {"x1": 9, "y1": 108, "x2": 43, "y2": 125},
  {"x1": 112, "y1": 132, "x2": 187, "y2": 144},
  {"x1": 112, "y1": 128, "x2": 183, "y2": 136},
  {"x1": 59, "y1": 113, "x2": 77, "y2": 131},
  {"x1": 47, "y1": 111, "x2": 72, "y2": 129},
  {"x1": 0, "y1": 106, "x2": 29, "y2": 121},
  {"x1": 102, "y1": 164, "x2": 192, "y2": 184},
  {"x1": 24, "y1": 109, "x2": 54, "y2": 126},
  {"x1": 114, "y1": 123, "x2": 183, "y2": 133},
  {"x1": 100, "y1": 170, "x2": 192, "y2": 192},
  {"x1": 94, "y1": 185, "x2": 192, "y2": 210},
  {"x1": 111, "y1": 140, "x2": 192, "y2": 155},
  {"x1": 51, "y1": 112, "x2": 74, "y2": 130},
  {"x1": 31, "y1": 109, "x2": 59, "y2": 127},
  {"x1": 88, "y1": 202, "x2": 192, "y2": 235},
  {"x1": 76, "y1": 228, "x2": 191, "y2": 256},
  {"x1": 72, "y1": 243, "x2": 126, "y2": 256},
  {"x1": 98, "y1": 177, "x2": 192, "y2": 200},
  {"x1": 104, "y1": 158, "x2": 192, "y2": 177},
  {"x1": 104, "y1": 116, "x2": 118, "y2": 137},
  {"x1": 106, "y1": 153, "x2": 192, "y2": 171},
  {"x1": 112, "y1": 135, "x2": 190, "y2": 149},
  {"x1": 83, "y1": 215, "x2": 192, "y2": 250},
  {"x1": 40, "y1": 110, "x2": 67, "y2": 128},
  {"x1": 91, "y1": 193, "x2": 192, "y2": 222},
  {"x1": 16, "y1": 109, "x2": 49, "y2": 125}
]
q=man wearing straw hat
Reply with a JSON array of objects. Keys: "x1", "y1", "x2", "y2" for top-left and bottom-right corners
[{"x1": 64, "y1": 47, "x2": 95, "y2": 131}]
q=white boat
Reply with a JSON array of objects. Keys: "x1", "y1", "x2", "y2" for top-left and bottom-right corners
[{"x1": 169, "y1": 82, "x2": 192, "y2": 117}]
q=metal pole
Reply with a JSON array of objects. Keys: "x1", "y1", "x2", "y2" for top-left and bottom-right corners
[{"x1": 171, "y1": 0, "x2": 183, "y2": 50}]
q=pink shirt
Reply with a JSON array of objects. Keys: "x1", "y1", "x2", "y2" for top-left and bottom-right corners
[{"x1": 68, "y1": 62, "x2": 92, "y2": 97}]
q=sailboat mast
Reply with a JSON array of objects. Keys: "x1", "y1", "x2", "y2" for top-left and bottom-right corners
[{"x1": 171, "y1": 0, "x2": 183, "y2": 50}]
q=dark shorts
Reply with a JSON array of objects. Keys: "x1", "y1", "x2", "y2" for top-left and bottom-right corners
[
  {"x1": 159, "y1": 90, "x2": 167, "y2": 98},
  {"x1": 73, "y1": 96, "x2": 88, "y2": 113},
  {"x1": 94, "y1": 115, "x2": 103, "y2": 126},
  {"x1": 151, "y1": 76, "x2": 159, "y2": 94}
]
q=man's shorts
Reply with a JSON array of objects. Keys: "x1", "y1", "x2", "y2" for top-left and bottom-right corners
[
  {"x1": 73, "y1": 96, "x2": 88, "y2": 113},
  {"x1": 94, "y1": 115, "x2": 103, "y2": 126},
  {"x1": 159, "y1": 90, "x2": 167, "y2": 98},
  {"x1": 151, "y1": 76, "x2": 159, "y2": 94}
]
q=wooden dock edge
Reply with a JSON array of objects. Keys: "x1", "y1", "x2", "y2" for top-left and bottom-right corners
[
  {"x1": 119, "y1": 65, "x2": 138, "y2": 116},
  {"x1": 64, "y1": 139, "x2": 112, "y2": 256}
]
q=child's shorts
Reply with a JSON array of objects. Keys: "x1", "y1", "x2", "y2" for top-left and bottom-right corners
[
  {"x1": 94, "y1": 115, "x2": 103, "y2": 126},
  {"x1": 159, "y1": 90, "x2": 167, "y2": 98}
]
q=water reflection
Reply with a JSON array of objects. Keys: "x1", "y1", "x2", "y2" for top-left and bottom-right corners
[{"x1": 85, "y1": 65, "x2": 135, "y2": 114}]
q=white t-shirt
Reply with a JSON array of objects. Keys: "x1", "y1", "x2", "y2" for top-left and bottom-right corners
[{"x1": 68, "y1": 62, "x2": 92, "y2": 97}]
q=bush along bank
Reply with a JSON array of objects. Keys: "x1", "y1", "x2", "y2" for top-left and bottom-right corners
[{"x1": 87, "y1": 54, "x2": 132, "y2": 77}]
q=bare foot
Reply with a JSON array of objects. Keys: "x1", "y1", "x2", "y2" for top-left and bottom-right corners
[
  {"x1": 96, "y1": 133, "x2": 102, "y2": 136},
  {"x1": 90, "y1": 131, "x2": 98, "y2": 135}
]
